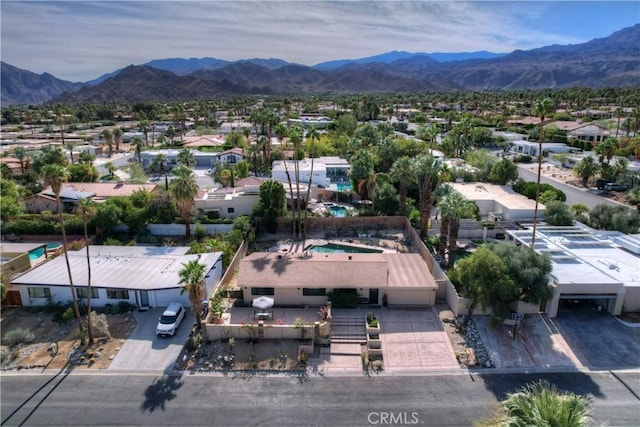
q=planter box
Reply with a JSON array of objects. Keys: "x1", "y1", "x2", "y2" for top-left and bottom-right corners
[
  {"x1": 367, "y1": 346, "x2": 383, "y2": 357},
  {"x1": 365, "y1": 316, "x2": 380, "y2": 335},
  {"x1": 367, "y1": 334, "x2": 382, "y2": 349}
]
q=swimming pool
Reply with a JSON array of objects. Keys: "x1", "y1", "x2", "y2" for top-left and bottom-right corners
[
  {"x1": 328, "y1": 206, "x2": 349, "y2": 217},
  {"x1": 337, "y1": 182, "x2": 352, "y2": 192},
  {"x1": 29, "y1": 243, "x2": 62, "y2": 261},
  {"x1": 305, "y1": 243, "x2": 383, "y2": 254}
]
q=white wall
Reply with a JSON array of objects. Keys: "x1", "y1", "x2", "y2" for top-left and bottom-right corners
[{"x1": 387, "y1": 289, "x2": 435, "y2": 306}]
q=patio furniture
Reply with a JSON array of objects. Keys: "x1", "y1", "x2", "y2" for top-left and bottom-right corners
[{"x1": 254, "y1": 311, "x2": 273, "y2": 320}]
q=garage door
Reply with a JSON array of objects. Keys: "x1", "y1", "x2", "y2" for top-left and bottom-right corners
[
  {"x1": 154, "y1": 289, "x2": 191, "y2": 308},
  {"x1": 387, "y1": 289, "x2": 433, "y2": 306}
]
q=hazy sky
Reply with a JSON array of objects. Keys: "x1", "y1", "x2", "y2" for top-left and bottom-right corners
[{"x1": 2, "y1": 1, "x2": 639, "y2": 82}]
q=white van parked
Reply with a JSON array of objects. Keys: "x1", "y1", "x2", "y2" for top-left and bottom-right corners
[{"x1": 156, "y1": 303, "x2": 186, "y2": 336}]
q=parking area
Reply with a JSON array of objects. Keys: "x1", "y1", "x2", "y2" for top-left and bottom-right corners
[
  {"x1": 108, "y1": 308, "x2": 193, "y2": 372},
  {"x1": 475, "y1": 310, "x2": 640, "y2": 370},
  {"x1": 554, "y1": 311, "x2": 640, "y2": 368},
  {"x1": 379, "y1": 307, "x2": 459, "y2": 371}
]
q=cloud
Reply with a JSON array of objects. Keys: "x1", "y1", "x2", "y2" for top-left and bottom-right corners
[{"x1": 1, "y1": 1, "x2": 637, "y2": 81}]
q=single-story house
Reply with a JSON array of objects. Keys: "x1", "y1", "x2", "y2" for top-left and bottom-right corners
[
  {"x1": 506, "y1": 224, "x2": 640, "y2": 317},
  {"x1": 139, "y1": 149, "x2": 219, "y2": 168},
  {"x1": 213, "y1": 147, "x2": 245, "y2": 168},
  {"x1": 10, "y1": 246, "x2": 223, "y2": 309},
  {"x1": 22, "y1": 182, "x2": 158, "y2": 213},
  {"x1": 237, "y1": 252, "x2": 438, "y2": 307},
  {"x1": 448, "y1": 182, "x2": 545, "y2": 222},
  {"x1": 547, "y1": 121, "x2": 610, "y2": 144},
  {"x1": 508, "y1": 141, "x2": 576, "y2": 158},
  {"x1": 182, "y1": 135, "x2": 226, "y2": 148}
]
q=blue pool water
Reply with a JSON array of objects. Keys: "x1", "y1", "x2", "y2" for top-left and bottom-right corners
[
  {"x1": 29, "y1": 243, "x2": 62, "y2": 261},
  {"x1": 305, "y1": 243, "x2": 383, "y2": 254},
  {"x1": 337, "y1": 182, "x2": 352, "y2": 192},
  {"x1": 329, "y1": 206, "x2": 348, "y2": 217}
]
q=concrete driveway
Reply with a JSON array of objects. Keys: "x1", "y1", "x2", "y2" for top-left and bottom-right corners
[
  {"x1": 379, "y1": 307, "x2": 459, "y2": 371},
  {"x1": 554, "y1": 311, "x2": 640, "y2": 369},
  {"x1": 108, "y1": 308, "x2": 193, "y2": 372}
]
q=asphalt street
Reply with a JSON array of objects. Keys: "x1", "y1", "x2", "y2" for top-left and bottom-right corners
[{"x1": 1, "y1": 370, "x2": 638, "y2": 426}]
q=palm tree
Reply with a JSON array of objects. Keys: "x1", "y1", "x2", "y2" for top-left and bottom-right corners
[
  {"x1": 104, "y1": 162, "x2": 116, "y2": 179},
  {"x1": 102, "y1": 129, "x2": 113, "y2": 157},
  {"x1": 574, "y1": 156, "x2": 600, "y2": 187},
  {"x1": 14, "y1": 146, "x2": 28, "y2": 176},
  {"x1": 113, "y1": 127, "x2": 123, "y2": 152},
  {"x1": 170, "y1": 165, "x2": 198, "y2": 239},
  {"x1": 389, "y1": 156, "x2": 417, "y2": 211},
  {"x1": 415, "y1": 154, "x2": 441, "y2": 238},
  {"x1": 530, "y1": 97, "x2": 554, "y2": 246},
  {"x1": 77, "y1": 198, "x2": 97, "y2": 345},
  {"x1": 178, "y1": 260, "x2": 206, "y2": 330},
  {"x1": 177, "y1": 147, "x2": 195, "y2": 168},
  {"x1": 594, "y1": 137, "x2": 618, "y2": 164},
  {"x1": 65, "y1": 142, "x2": 76, "y2": 164},
  {"x1": 303, "y1": 127, "x2": 319, "y2": 236},
  {"x1": 498, "y1": 380, "x2": 592, "y2": 427},
  {"x1": 41, "y1": 164, "x2": 84, "y2": 336},
  {"x1": 443, "y1": 191, "x2": 476, "y2": 268},
  {"x1": 131, "y1": 136, "x2": 145, "y2": 163},
  {"x1": 434, "y1": 184, "x2": 454, "y2": 260}
]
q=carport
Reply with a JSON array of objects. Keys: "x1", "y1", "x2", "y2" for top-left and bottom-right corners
[{"x1": 557, "y1": 293, "x2": 620, "y2": 314}]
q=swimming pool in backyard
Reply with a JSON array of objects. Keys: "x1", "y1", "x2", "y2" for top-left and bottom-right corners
[
  {"x1": 29, "y1": 243, "x2": 62, "y2": 261},
  {"x1": 304, "y1": 242, "x2": 383, "y2": 254}
]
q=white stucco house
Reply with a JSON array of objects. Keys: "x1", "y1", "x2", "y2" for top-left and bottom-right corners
[
  {"x1": 506, "y1": 224, "x2": 640, "y2": 317},
  {"x1": 271, "y1": 156, "x2": 350, "y2": 188},
  {"x1": 449, "y1": 182, "x2": 545, "y2": 222},
  {"x1": 10, "y1": 246, "x2": 223, "y2": 310}
]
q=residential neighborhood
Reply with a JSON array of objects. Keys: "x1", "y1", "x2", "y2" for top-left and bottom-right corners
[{"x1": 2, "y1": 27, "x2": 640, "y2": 427}]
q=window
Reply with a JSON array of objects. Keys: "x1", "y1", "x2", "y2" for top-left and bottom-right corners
[
  {"x1": 251, "y1": 287, "x2": 274, "y2": 296},
  {"x1": 303, "y1": 288, "x2": 326, "y2": 296},
  {"x1": 107, "y1": 289, "x2": 129, "y2": 300},
  {"x1": 228, "y1": 155, "x2": 237, "y2": 164},
  {"x1": 28, "y1": 287, "x2": 51, "y2": 298},
  {"x1": 76, "y1": 288, "x2": 99, "y2": 299},
  {"x1": 227, "y1": 207, "x2": 235, "y2": 213}
]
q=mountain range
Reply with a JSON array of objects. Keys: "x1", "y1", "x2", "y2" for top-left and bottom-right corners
[{"x1": 2, "y1": 24, "x2": 639, "y2": 105}]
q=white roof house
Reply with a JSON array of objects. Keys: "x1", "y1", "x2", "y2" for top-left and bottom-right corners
[
  {"x1": 449, "y1": 182, "x2": 545, "y2": 222},
  {"x1": 11, "y1": 246, "x2": 223, "y2": 309},
  {"x1": 272, "y1": 156, "x2": 350, "y2": 189},
  {"x1": 506, "y1": 224, "x2": 640, "y2": 317}
]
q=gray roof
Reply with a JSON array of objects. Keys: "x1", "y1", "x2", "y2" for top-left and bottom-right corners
[
  {"x1": 11, "y1": 246, "x2": 222, "y2": 291},
  {"x1": 238, "y1": 252, "x2": 436, "y2": 290},
  {"x1": 42, "y1": 187, "x2": 94, "y2": 200}
]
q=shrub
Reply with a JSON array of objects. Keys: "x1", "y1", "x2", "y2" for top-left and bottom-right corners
[
  {"x1": 327, "y1": 289, "x2": 359, "y2": 308},
  {"x1": 513, "y1": 154, "x2": 532, "y2": 163},
  {"x1": 61, "y1": 307, "x2": 76, "y2": 324},
  {"x1": 0, "y1": 347, "x2": 19, "y2": 364},
  {"x1": 90, "y1": 312, "x2": 111, "y2": 340},
  {"x1": 4, "y1": 328, "x2": 35, "y2": 346}
]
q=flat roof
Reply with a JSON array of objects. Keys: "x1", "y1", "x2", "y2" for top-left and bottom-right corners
[
  {"x1": 238, "y1": 252, "x2": 436, "y2": 290},
  {"x1": 507, "y1": 225, "x2": 639, "y2": 287},
  {"x1": 449, "y1": 182, "x2": 542, "y2": 211},
  {"x1": 11, "y1": 246, "x2": 222, "y2": 291}
]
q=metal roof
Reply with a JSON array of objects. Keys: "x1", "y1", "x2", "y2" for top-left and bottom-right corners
[{"x1": 11, "y1": 246, "x2": 222, "y2": 291}]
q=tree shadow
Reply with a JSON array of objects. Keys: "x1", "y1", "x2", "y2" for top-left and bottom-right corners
[{"x1": 140, "y1": 374, "x2": 184, "y2": 413}]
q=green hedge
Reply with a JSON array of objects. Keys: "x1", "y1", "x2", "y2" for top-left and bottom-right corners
[
  {"x1": 512, "y1": 179, "x2": 566, "y2": 202},
  {"x1": 2, "y1": 216, "x2": 86, "y2": 235}
]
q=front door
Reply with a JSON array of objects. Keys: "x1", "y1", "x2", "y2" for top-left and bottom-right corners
[
  {"x1": 369, "y1": 288, "x2": 379, "y2": 305},
  {"x1": 139, "y1": 290, "x2": 150, "y2": 309}
]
